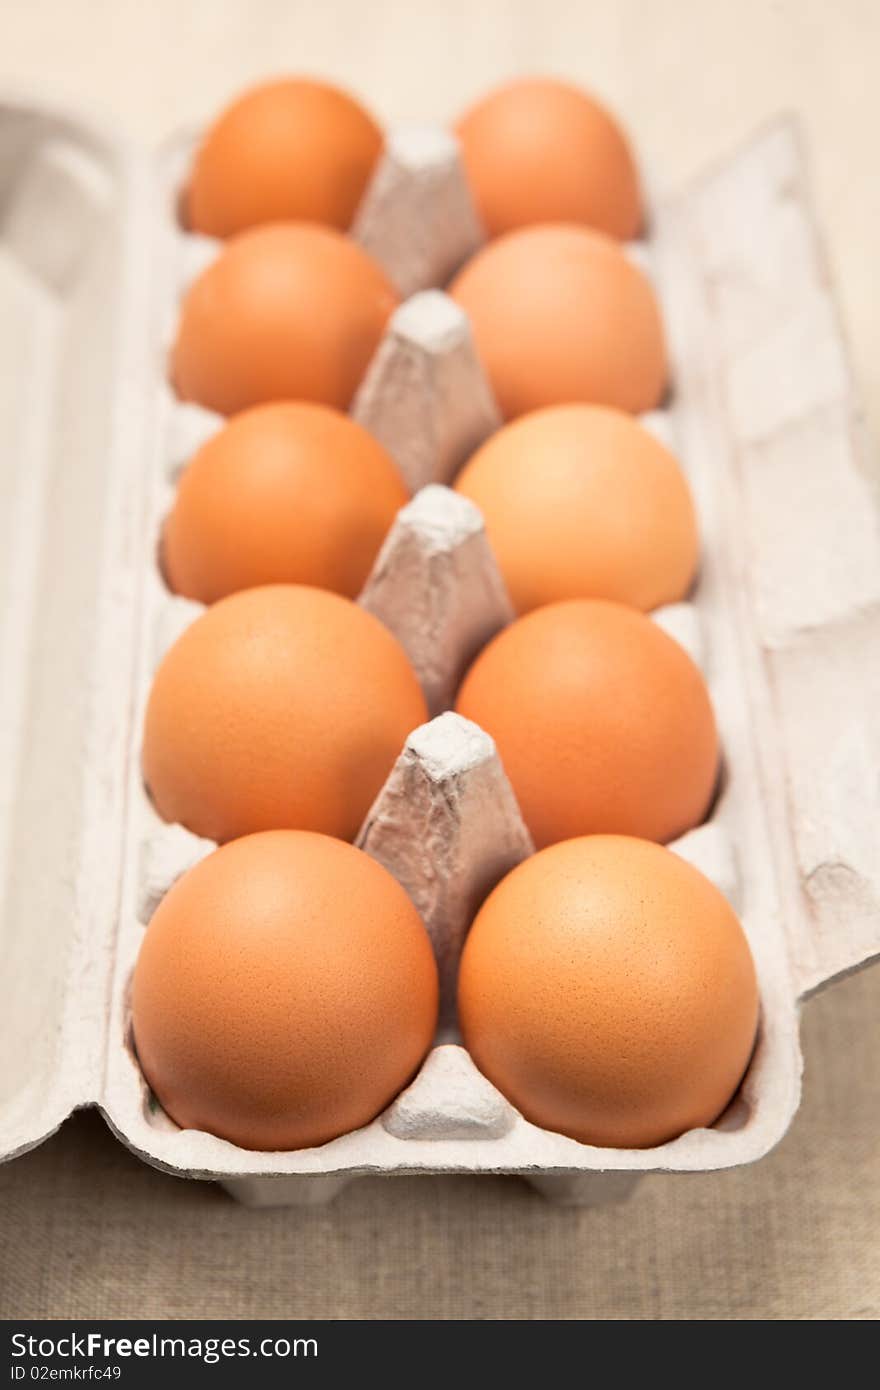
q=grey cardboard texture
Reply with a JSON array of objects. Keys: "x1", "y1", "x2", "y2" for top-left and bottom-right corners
[{"x1": 0, "y1": 93, "x2": 878, "y2": 1207}]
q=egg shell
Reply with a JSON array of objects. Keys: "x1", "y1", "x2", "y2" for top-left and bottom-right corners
[
  {"x1": 449, "y1": 223, "x2": 667, "y2": 418},
  {"x1": 454, "y1": 403, "x2": 698, "y2": 614},
  {"x1": 142, "y1": 584, "x2": 428, "y2": 843},
  {"x1": 171, "y1": 222, "x2": 399, "y2": 415},
  {"x1": 162, "y1": 401, "x2": 408, "y2": 603},
  {"x1": 455, "y1": 77, "x2": 642, "y2": 241},
  {"x1": 132, "y1": 830, "x2": 439, "y2": 1151},
  {"x1": 185, "y1": 78, "x2": 383, "y2": 236},
  {"x1": 455, "y1": 598, "x2": 719, "y2": 848},
  {"x1": 458, "y1": 834, "x2": 759, "y2": 1149}
]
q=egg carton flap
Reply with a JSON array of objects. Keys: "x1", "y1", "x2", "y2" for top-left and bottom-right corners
[
  {"x1": 0, "y1": 96, "x2": 158, "y2": 1161},
  {"x1": 663, "y1": 117, "x2": 880, "y2": 996}
]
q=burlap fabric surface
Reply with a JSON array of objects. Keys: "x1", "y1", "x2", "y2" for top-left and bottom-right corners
[{"x1": 0, "y1": 0, "x2": 877, "y2": 1321}]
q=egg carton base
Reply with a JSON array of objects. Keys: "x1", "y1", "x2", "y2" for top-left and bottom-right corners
[
  {"x1": 0, "y1": 98, "x2": 878, "y2": 1206},
  {"x1": 221, "y1": 1169, "x2": 641, "y2": 1209},
  {"x1": 112, "y1": 113, "x2": 880, "y2": 1196}
]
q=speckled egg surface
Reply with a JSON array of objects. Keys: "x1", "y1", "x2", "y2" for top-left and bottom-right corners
[
  {"x1": 185, "y1": 77, "x2": 383, "y2": 236},
  {"x1": 171, "y1": 222, "x2": 398, "y2": 415},
  {"x1": 454, "y1": 404, "x2": 698, "y2": 614},
  {"x1": 455, "y1": 599, "x2": 719, "y2": 848},
  {"x1": 458, "y1": 835, "x2": 759, "y2": 1149},
  {"x1": 455, "y1": 77, "x2": 642, "y2": 241},
  {"x1": 449, "y1": 224, "x2": 667, "y2": 419},
  {"x1": 132, "y1": 830, "x2": 439, "y2": 1151},
  {"x1": 163, "y1": 401, "x2": 408, "y2": 604},
  {"x1": 143, "y1": 584, "x2": 428, "y2": 843}
]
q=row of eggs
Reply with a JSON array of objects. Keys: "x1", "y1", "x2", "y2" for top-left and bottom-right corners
[
  {"x1": 173, "y1": 77, "x2": 665, "y2": 421},
  {"x1": 133, "y1": 76, "x2": 759, "y2": 1160}
]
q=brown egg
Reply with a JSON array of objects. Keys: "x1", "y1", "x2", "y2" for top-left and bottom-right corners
[
  {"x1": 163, "y1": 402, "x2": 407, "y2": 604},
  {"x1": 143, "y1": 585, "x2": 427, "y2": 843},
  {"x1": 132, "y1": 830, "x2": 438, "y2": 1151},
  {"x1": 449, "y1": 224, "x2": 667, "y2": 418},
  {"x1": 456, "y1": 78, "x2": 641, "y2": 241},
  {"x1": 184, "y1": 77, "x2": 383, "y2": 237},
  {"x1": 458, "y1": 835, "x2": 759, "y2": 1149},
  {"x1": 171, "y1": 223, "x2": 398, "y2": 415},
  {"x1": 455, "y1": 599, "x2": 718, "y2": 848},
  {"x1": 454, "y1": 405, "x2": 698, "y2": 614}
]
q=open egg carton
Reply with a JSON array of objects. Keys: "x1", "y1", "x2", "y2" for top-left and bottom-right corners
[{"x1": 1, "y1": 93, "x2": 879, "y2": 1208}]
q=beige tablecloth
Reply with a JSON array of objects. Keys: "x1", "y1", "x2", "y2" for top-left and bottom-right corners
[{"x1": 1, "y1": 0, "x2": 878, "y2": 1320}]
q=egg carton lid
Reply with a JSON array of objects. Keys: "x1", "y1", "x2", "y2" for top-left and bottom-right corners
[{"x1": 0, "y1": 96, "x2": 878, "y2": 1200}]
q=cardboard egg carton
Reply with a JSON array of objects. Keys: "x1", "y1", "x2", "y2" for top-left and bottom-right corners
[{"x1": 1, "y1": 93, "x2": 878, "y2": 1208}]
